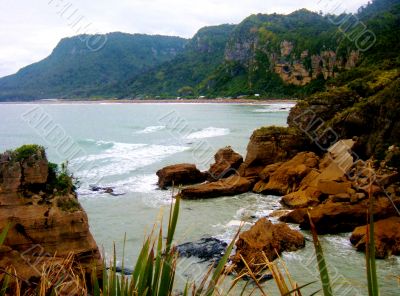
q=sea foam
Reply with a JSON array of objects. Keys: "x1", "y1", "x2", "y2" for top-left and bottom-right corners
[
  {"x1": 136, "y1": 125, "x2": 166, "y2": 134},
  {"x1": 253, "y1": 103, "x2": 295, "y2": 113},
  {"x1": 185, "y1": 127, "x2": 230, "y2": 140}
]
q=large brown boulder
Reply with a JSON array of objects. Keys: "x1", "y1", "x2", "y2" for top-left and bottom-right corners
[
  {"x1": 279, "y1": 208, "x2": 308, "y2": 224},
  {"x1": 178, "y1": 175, "x2": 252, "y2": 199},
  {"x1": 0, "y1": 145, "x2": 102, "y2": 287},
  {"x1": 156, "y1": 163, "x2": 206, "y2": 189},
  {"x1": 281, "y1": 187, "x2": 321, "y2": 209},
  {"x1": 296, "y1": 197, "x2": 400, "y2": 234},
  {"x1": 253, "y1": 152, "x2": 319, "y2": 195},
  {"x1": 239, "y1": 126, "x2": 306, "y2": 179},
  {"x1": 350, "y1": 216, "x2": 400, "y2": 258},
  {"x1": 207, "y1": 147, "x2": 243, "y2": 181},
  {"x1": 231, "y1": 218, "x2": 305, "y2": 273},
  {"x1": 259, "y1": 162, "x2": 283, "y2": 181},
  {"x1": 279, "y1": 140, "x2": 358, "y2": 209}
]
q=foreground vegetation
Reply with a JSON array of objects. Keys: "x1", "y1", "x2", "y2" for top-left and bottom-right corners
[{"x1": 0, "y1": 186, "x2": 382, "y2": 295}]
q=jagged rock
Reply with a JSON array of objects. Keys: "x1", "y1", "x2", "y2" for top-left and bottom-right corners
[
  {"x1": 278, "y1": 140, "x2": 357, "y2": 209},
  {"x1": 231, "y1": 218, "x2": 305, "y2": 274},
  {"x1": 288, "y1": 77, "x2": 400, "y2": 160},
  {"x1": 298, "y1": 197, "x2": 400, "y2": 234},
  {"x1": 156, "y1": 163, "x2": 206, "y2": 189},
  {"x1": 207, "y1": 147, "x2": 243, "y2": 181},
  {"x1": 89, "y1": 185, "x2": 126, "y2": 196},
  {"x1": 279, "y1": 208, "x2": 308, "y2": 225},
  {"x1": 0, "y1": 146, "x2": 102, "y2": 286},
  {"x1": 330, "y1": 193, "x2": 351, "y2": 203},
  {"x1": 259, "y1": 162, "x2": 283, "y2": 181},
  {"x1": 350, "y1": 217, "x2": 400, "y2": 258},
  {"x1": 177, "y1": 237, "x2": 227, "y2": 262},
  {"x1": 21, "y1": 153, "x2": 48, "y2": 185},
  {"x1": 317, "y1": 180, "x2": 352, "y2": 195},
  {"x1": 178, "y1": 175, "x2": 252, "y2": 200},
  {"x1": 350, "y1": 192, "x2": 367, "y2": 203},
  {"x1": 253, "y1": 152, "x2": 319, "y2": 195},
  {"x1": 269, "y1": 210, "x2": 291, "y2": 219},
  {"x1": 239, "y1": 127, "x2": 306, "y2": 179},
  {"x1": 281, "y1": 187, "x2": 321, "y2": 208},
  {"x1": 0, "y1": 159, "x2": 21, "y2": 194}
]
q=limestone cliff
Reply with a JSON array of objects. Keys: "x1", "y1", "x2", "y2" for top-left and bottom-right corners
[
  {"x1": 0, "y1": 145, "x2": 102, "y2": 286},
  {"x1": 226, "y1": 38, "x2": 359, "y2": 87}
]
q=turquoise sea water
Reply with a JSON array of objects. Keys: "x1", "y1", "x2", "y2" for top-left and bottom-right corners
[{"x1": 0, "y1": 102, "x2": 399, "y2": 295}]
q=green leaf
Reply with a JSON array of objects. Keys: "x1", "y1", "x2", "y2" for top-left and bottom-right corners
[
  {"x1": 366, "y1": 191, "x2": 380, "y2": 296},
  {"x1": 133, "y1": 238, "x2": 151, "y2": 286},
  {"x1": 153, "y1": 228, "x2": 164, "y2": 295},
  {"x1": 204, "y1": 232, "x2": 237, "y2": 296},
  {"x1": 166, "y1": 196, "x2": 180, "y2": 252},
  {"x1": 0, "y1": 223, "x2": 11, "y2": 246},
  {"x1": 308, "y1": 211, "x2": 333, "y2": 296}
]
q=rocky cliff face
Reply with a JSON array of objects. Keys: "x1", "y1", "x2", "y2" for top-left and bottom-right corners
[
  {"x1": 0, "y1": 145, "x2": 102, "y2": 286},
  {"x1": 239, "y1": 126, "x2": 308, "y2": 180},
  {"x1": 225, "y1": 37, "x2": 359, "y2": 86},
  {"x1": 287, "y1": 72, "x2": 400, "y2": 159}
]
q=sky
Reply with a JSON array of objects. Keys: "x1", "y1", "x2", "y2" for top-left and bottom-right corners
[{"x1": 0, "y1": 0, "x2": 370, "y2": 78}]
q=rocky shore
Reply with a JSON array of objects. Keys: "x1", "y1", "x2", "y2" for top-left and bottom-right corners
[
  {"x1": 157, "y1": 88, "x2": 400, "y2": 266},
  {"x1": 0, "y1": 145, "x2": 102, "y2": 291}
]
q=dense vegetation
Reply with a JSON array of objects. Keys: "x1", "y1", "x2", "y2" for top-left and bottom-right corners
[
  {"x1": 277, "y1": 0, "x2": 400, "y2": 168},
  {"x1": 120, "y1": 25, "x2": 236, "y2": 98},
  {"x1": 0, "y1": 33, "x2": 187, "y2": 100},
  {"x1": 0, "y1": 0, "x2": 398, "y2": 100}
]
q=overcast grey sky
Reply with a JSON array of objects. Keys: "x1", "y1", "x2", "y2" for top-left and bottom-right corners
[{"x1": 0, "y1": 0, "x2": 369, "y2": 78}]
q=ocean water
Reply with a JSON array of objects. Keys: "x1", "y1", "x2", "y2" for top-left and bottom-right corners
[{"x1": 0, "y1": 102, "x2": 399, "y2": 295}]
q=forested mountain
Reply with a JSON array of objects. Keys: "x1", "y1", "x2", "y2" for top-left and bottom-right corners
[
  {"x1": 121, "y1": 24, "x2": 236, "y2": 98},
  {"x1": 0, "y1": 33, "x2": 187, "y2": 100},
  {"x1": 0, "y1": 0, "x2": 398, "y2": 100}
]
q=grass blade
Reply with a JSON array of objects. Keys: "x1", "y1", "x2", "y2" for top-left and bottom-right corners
[
  {"x1": 366, "y1": 180, "x2": 380, "y2": 296},
  {"x1": 0, "y1": 223, "x2": 11, "y2": 245},
  {"x1": 167, "y1": 196, "x2": 180, "y2": 252},
  {"x1": 308, "y1": 211, "x2": 333, "y2": 296}
]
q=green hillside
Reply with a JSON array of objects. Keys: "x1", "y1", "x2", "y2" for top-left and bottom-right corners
[
  {"x1": 0, "y1": 33, "x2": 187, "y2": 100},
  {"x1": 121, "y1": 24, "x2": 236, "y2": 98},
  {"x1": 0, "y1": 0, "x2": 398, "y2": 100}
]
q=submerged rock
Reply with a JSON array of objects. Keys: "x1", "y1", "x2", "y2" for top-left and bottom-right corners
[
  {"x1": 231, "y1": 218, "x2": 305, "y2": 274},
  {"x1": 177, "y1": 237, "x2": 228, "y2": 263},
  {"x1": 178, "y1": 175, "x2": 252, "y2": 199},
  {"x1": 350, "y1": 216, "x2": 400, "y2": 258},
  {"x1": 89, "y1": 185, "x2": 126, "y2": 196},
  {"x1": 156, "y1": 163, "x2": 206, "y2": 189}
]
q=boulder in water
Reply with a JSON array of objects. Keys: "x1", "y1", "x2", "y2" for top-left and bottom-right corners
[{"x1": 157, "y1": 163, "x2": 206, "y2": 189}]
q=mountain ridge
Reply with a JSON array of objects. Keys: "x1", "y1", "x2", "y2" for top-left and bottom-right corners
[{"x1": 0, "y1": 0, "x2": 399, "y2": 101}]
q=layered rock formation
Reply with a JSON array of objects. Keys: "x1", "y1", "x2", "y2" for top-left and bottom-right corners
[
  {"x1": 156, "y1": 163, "x2": 206, "y2": 189},
  {"x1": 239, "y1": 126, "x2": 306, "y2": 180},
  {"x1": 0, "y1": 145, "x2": 102, "y2": 287},
  {"x1": 178, "y1": 175, "x2": 252, "y2": 200},
  {"x1": 271, "y1": 41, "x2": 360, "y2": 86},
  {"x1": 231, "y1": 218, "x2": 305, "y2": 274},
  {"x1": 253, "y1": 151, "x2": 319, "y2": 195},
  {"x1": 207, "y1": 146, "x2": 243, "y2": 181},
  {"x1": 351, "y1": 217, "x2": 400, "y2": 258}
]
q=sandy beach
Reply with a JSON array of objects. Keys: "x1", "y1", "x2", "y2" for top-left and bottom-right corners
[{"x1": 0, "y1": 98, "x2": 297, "y2": 105}]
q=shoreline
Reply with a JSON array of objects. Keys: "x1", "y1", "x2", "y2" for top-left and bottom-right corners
[{"x1": 0, "y1": 98, "x2": 297, "y2": 105}]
